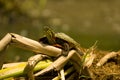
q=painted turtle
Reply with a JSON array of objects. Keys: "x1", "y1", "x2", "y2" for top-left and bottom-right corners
[{"x1": 39, "y1": 27, "x2": 83, "y2": 56}]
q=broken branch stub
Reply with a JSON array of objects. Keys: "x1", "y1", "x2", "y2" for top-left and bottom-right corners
[{"x1": 0, "y1": 33, "x2": 11, "y2": 51}]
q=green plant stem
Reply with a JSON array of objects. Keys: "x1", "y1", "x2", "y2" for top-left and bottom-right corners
[{"x1": 0, "y1": 60, "x2": 52, "y2": 79}]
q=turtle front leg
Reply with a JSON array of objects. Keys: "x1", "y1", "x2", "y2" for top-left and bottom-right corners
[{"x1": 61, "y1": 43, "x2": 70, "y2": 56}]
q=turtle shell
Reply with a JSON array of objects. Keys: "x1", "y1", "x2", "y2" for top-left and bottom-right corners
[{"x1": 55, "y1": 33, "x2": 80, "y2": 47}]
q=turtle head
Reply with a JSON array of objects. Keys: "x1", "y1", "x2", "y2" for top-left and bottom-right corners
[{"x1": 43, "y1": 26, "x2": 56, "y2": 44}]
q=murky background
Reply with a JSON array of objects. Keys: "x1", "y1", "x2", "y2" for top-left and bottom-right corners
[{"x1": 0, "y1": 0, "x2": 120, "y2": 62}]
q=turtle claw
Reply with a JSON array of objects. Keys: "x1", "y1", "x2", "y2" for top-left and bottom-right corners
[{"x1": 61, "y1": 43, "x2": 70, "y2": 56}]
